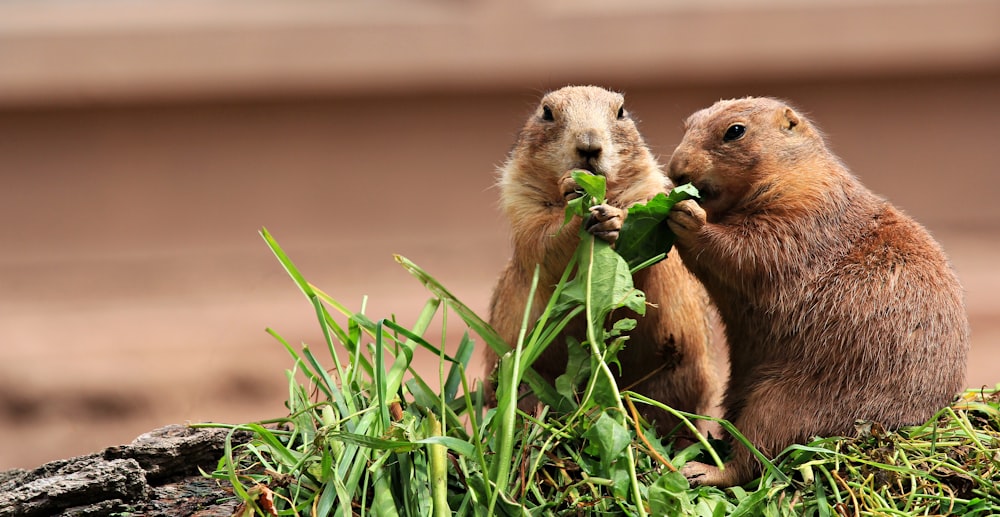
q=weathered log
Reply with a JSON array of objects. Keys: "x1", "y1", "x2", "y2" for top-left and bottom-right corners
[{"x1": 0, "y1": 425, "x2": 248, "y2": 517}]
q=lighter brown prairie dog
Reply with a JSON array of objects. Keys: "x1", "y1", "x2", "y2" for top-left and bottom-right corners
[
  {"x1": 486, "y1": 85, "x2": 717, "y2": 435},
  {"x1": 666, "y1": 97, "x2": 970, "y2": 487}
]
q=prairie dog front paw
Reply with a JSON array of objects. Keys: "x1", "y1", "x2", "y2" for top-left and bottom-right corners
[
  {"x1": 667, "y1": 199, "x2": 706, "y2": 243},
  {"x1": 680, "y1": 461, "x2": 720, "y2": 487},
  {"x1": 559, "y1": 170, "x2": 592, "y2": 201},
  {"x1": 586, "y1": 204, "x2": 624, "y2": 245}
]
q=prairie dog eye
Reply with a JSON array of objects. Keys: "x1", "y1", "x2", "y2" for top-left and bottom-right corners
[
  {"x1": 541, "y1": 105, "x2": 554, "y2": 122},
  {"x1": 723, "y1": 124, "x2": 746, "y2": 142},
  {"x1": 616, "y1": 105, "x2": 626, "y2": 120}
]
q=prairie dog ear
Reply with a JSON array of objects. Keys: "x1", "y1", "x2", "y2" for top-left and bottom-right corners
[{"x1": 782, "y1": 107, "x2": 801, "y2": 131}]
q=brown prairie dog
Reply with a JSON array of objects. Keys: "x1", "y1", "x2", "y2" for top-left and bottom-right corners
[
  {"x1": 486, "y1": 85, "x2": 717, "y2": 435},
  {"x1": 666, "y1": 97, "x2": 970, "y2": 487}
]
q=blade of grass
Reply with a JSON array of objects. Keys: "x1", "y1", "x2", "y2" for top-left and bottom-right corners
[
  {"x1": 222, "y1": 427, "x2": 253, "y2": 503},
  {"x1": 444, "y1": 332, "x2": 475, "y2": 403},
  {"x1": 406, "y1": 375, "x2": 467, "y2": 435},
  {"x1": 300, "y1": 344, "x2": 356, "y2": 431},
  {"x1": 380, "y1": 318, "x2": 459, "y2": 363},
  {"x1": 426, "y1": 412, "x2": 451, "y2": 517},
  {"x1": 242, "y1": 423, "x2": 301, "y2": 467},
  {"x1": 379, "y1": 299, "x2": 440, "y2": 411},
  {"x1": 374, "y1": 322, "x2": 390, "y2": 435},
  {"x1": 371, "y1": 472, "x2": 401, "y2": 517},
  {"x1": 522, "y1": 254, "x2": 577, "y2": 365},
  {"x1": 394, "y1": 254, "x2": 561, "y2": 406},
  {"x1": 261, "y1": 228, "x2": 349, "y2": 383},
  {"x1": 489, "y1": 352, "x2": 520, "y2": 515}
]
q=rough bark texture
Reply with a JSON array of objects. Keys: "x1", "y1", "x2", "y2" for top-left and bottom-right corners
[{"x1": 0, "y1": 425, "x2": 247, "y2": 517}]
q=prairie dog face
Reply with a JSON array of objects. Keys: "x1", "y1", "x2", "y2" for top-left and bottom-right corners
[
  {"x1": 667, "y1": 97, "x2": 811, "y2": 217},
  {"x1": 509, "y1": 85, "x2": 643, "y2": 182}
]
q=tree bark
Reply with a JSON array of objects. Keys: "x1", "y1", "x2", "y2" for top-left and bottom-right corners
[{"x1": 0, "y1": 424, "x2": 248, "y2": 517}]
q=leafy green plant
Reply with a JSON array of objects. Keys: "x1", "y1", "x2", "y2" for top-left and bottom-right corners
[{"x1": 200, "y1": 174, "x2": 1000, "y2": 516}]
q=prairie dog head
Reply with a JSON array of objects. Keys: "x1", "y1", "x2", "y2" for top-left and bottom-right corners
[
  {"x1": 667, "y1": 97, "x2": 825, "y2": 218},
  {"x1": 500, "y1": 86, "x2": 661, "y2": 210}
]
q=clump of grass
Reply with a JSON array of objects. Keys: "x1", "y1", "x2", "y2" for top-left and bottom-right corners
[
  {"x1": 760, "y1": 390, "x2": 1000, "y2": 516},
  {"x1": 203, "y1": 235, "x2": 682, "y2": 516},
  {"x1": 201, "y1": 175, "x2": 1000, "y2": 515}
]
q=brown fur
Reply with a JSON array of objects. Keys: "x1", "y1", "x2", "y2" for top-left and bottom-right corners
[
  {"x1": 485, "y1": 86, "x2": 718, "y2": 435},
  {"x1": 666, "y1": 97, "x2": 971, "y2": 487}
]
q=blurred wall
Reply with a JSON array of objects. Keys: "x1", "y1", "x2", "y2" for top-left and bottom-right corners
[{"x1": 1, "y1": 0, "x2": 998, "y2": 469}]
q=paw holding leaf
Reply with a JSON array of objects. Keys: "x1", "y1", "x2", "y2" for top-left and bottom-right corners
[
  {"x1": 559, "y1": 170, "x2": 589, "y2": 201},
  {"x1": 666, "y1": 199, "x2": 706, "y2": 243},
  {"x1": 586, "y1": 204, "x2": 624, "y2": 245}
]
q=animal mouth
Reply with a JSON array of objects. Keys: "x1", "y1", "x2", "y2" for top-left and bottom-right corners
[
  {"x1": 574, "y1": 160, "x2": 605, "y2": 176},
  {"x1": 694, "y1": 182, "x2": 719, "y2": 204},
  {"x1": 672, "y1": 173, "x2": 716, "y2": 205}
]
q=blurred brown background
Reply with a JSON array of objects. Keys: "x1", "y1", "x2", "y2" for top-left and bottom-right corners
[{"x1": 1, "y1": 0, "x2": 998, "y2": 470}]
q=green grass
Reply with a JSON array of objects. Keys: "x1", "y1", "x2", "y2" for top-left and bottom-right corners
[{"x1": 200, "y1": 178, "x2": 1000, "y2": 515}]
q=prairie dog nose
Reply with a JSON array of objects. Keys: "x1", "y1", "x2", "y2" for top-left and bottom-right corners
[
  {"x1": 575, "y1": 129, "x2": 603, "y2": 159},
  {"x1": 667, "y1": 158, "x2": 686, "y2": 183}
]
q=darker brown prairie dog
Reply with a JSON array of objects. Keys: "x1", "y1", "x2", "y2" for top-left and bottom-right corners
[
  {"x1": 486, "y1": 85, "x2": 717, "y2": 435},
  {"x1": 666, "y1": 97, "x2": 970, "y2": 487}
]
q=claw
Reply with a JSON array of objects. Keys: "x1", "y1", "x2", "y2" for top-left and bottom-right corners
[{"x1": 586, "y1": 204, "x2": 624, "y2": 245}]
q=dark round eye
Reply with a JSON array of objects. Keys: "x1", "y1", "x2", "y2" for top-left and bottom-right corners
[
  {"x1": 723, "y1": 124, "x2": 746, "y2": 142},
  {"x1": 616, "y1": 106, "x2": 626, "y2": 119},
  {"x1": 541, "y1": 105, "x2": 554, "y2": 121}
]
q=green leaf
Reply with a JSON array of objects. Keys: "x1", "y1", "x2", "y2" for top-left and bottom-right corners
[
  {"x1": 572, "y1": 170, "x2": 607, "y2": 201},
  {"x1": 555, "y1": 336, "x2": 589, "y2": 403},
  {"x1": 327, "y1": 431, "x2": 420, "y2": 453},
  {"x1": 582, "y1": 411, "x2": 631, "y2": 473},
  {"x1": 648, "y1": 471, "x2": 696, "y2": 516},
  {"x1": 610, "y1": 318, "x2": 637, "y2": 337},
  {"x1": 730, "y1": 486, "x2": 771, "y2": 517},
  {"x1": 563, "y1": 196, "x2": 586, "y2": 227},
  {"x1": 615, "y1": 183, "x2": 699, "y2": 270},
  {"x1": 621, "y1": 288, "x2": 646, "y2": 316},
  {"x1": 610, "y1": 463, "x2": 632, "y2": 500},
  {"x1": 443, "y1": 332, "x2": 474, "y2": 403},
  {"x1": 371, "y1": 470, "x2": 401, "y2": 517},
  {"x1": 563, "y1": 170, "x2": 607, "y2": 226},
  {"x1": 415, "y1": 435, "x2": 478, "y2": 459},
  {"x1": 583, "y1": 239, "x2": 642, "y2": 327}
]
